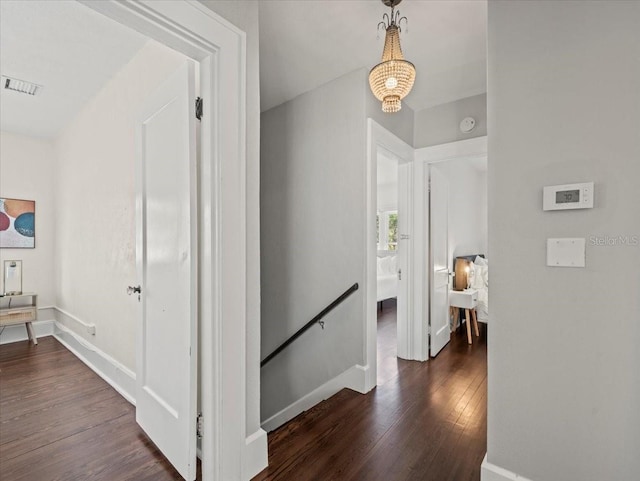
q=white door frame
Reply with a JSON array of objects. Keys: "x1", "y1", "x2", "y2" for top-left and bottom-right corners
[
  {"x1": 414, "y1": 136, "x2": 488, "y2": 355},
  {"x1": 365, "y1": 119, "x2": 415, "y2": 391},
  {"x1": 415, "y1": 136, "x2": 488, "y2": 165},
  {"x1": 78, "y1": 1, "x2": 254, "y2": 480}
]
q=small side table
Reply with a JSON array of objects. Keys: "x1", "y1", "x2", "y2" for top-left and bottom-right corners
[
  {"x1": 0, "y1": 292, "x2": 38, "y2": 345},
  {"x1": 449, "y1": 289, "x2": 479, "y2": 345}
]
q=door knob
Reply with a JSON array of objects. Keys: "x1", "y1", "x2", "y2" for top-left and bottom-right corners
[{"x1": 127, "y1": 285, "x2": 142, "y2": 295}]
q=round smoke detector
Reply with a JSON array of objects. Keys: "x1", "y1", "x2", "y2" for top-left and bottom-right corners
[{"x1": 459, "y1": 117, "x2": 476, "y2": 133}]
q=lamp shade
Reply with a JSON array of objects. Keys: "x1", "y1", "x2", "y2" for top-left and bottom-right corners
[{"x1": 369, "y1": 24, "x2": 416, "y2": 113}]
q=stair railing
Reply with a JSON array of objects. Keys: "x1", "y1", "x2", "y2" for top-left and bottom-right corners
[{"x1": 260, "y1": 282, "x2": 359, "y2": 367}]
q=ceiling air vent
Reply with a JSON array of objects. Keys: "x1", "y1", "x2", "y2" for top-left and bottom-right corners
[{"x1": 2, "y1": 76, "x2": 42, "y2": 96}]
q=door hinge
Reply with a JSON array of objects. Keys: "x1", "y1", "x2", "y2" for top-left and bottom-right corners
[
  {"x1": 195, "y1": 97, "x2": 203, "y2": 121},
  {"x1": 196, "y1": 412, "x2": 203, "y2": 439}
]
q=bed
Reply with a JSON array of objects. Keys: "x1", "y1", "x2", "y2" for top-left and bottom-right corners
[
  {"x1": 454, "y1": 255, "x2": 489, "y2": 323},
  {"x1": 377, "y1": 254, "x2": 397, "y2": 303}
]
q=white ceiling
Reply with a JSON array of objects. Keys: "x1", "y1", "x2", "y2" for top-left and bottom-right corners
[
  {"x1": 259, "y1": 0, "x2": 487, "y2": 113},
  {"x1": 0, "y1": 0, "x2": 148, "y2": 139}
]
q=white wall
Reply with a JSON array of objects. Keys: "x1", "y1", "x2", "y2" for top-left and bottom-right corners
[
  {"x1": 414, "y1": 93, "x2": 487, "y2": 148},
  {"x1": 198, "y1": 0, "x2": 263, "y2": 441},
  {"x1": 433, "y1": 158, "x2": 487, "y2": 271},
  {"x1": 486, "y1": 2, "x2": 640, "y2": 480},
  {"x1": 261, "y1": 69, "x2": 366, "y2": 422},
  {"x1": 54, "y1": 40, "x2": 185, "y2": 371},
  {"x1": 0, "y1": 131, "x2": 55, "y2": 307}
]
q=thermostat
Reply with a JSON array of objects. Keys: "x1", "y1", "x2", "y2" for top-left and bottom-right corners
[{"x1": 543, "y1": 182, "x2": 594, "y2": 211}]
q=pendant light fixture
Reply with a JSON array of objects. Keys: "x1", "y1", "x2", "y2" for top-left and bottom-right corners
[{"x1": 369, "y1": 0, "x2": 416, "y2": 113}]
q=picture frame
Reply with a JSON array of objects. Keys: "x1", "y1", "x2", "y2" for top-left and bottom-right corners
[{"x1": 0, "y1": 198, "x2": 36, "y2": 248}]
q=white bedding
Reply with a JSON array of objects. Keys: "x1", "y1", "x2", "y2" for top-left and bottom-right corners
[
  {"x1": 470, "y1": 256, "x2": 489, "y2": 322},
  {"x1": 377, "y1": 255, "x2": 397, "y2": 302}
]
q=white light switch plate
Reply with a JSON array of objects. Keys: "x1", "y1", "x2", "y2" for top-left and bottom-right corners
[{"x1": 547, "y1": 238, "x2": 586, "y2": 267}]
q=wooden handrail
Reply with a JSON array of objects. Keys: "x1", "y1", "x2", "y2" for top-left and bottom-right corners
[{"x1": 260, "y1": 283, "x2": 359, "y2": 367}]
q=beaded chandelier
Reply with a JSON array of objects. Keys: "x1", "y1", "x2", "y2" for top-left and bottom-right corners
[{"x1": 369, "y1": 0, "x2": 416, "y2": 113}]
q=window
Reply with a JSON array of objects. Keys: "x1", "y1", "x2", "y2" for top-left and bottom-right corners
[{"x1": 377, "y1": 210, "x2": 398, "y2": 251}]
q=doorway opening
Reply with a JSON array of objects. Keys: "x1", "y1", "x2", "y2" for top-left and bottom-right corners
[
  {"x1": 416, "y1": 137, "x2": 488, "y2": 357},
  {"x1": 366, "y1": 127, "x2": 488, "y2": 390},
  {"x1": 0, "y1": 1, "x2": 250, "y2": 479},
  {"x1": 365, "y1": 120, "x2": 416, "y2": 392},
  {"x1": 1, "y1": 1, "x2": 198, "y2": 477},
  {"x1": 420, "y1": 141, "x2": 488, "y2": 358},
  {"x1": 375, "y1": 150, "x2": 399, "y2": 385}
]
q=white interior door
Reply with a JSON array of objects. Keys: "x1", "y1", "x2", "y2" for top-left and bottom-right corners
[
  {"x1": 135, "y1": 61, "x2": 197, "y2": 481},
  {"x1": 429, "y1": 165, "x2": 450, "y2": 357},
  {"x1": 396, "y1": 162, "x2": 410, "y2": 359}
]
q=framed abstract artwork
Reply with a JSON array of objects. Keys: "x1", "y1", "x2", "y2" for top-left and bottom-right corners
[{"x1": 0, "y1": 198, "x2": 36, "y2": 248}]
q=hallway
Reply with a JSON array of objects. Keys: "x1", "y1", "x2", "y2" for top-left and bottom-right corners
[{"x1": 253, "y1": 308, "x2": 488, "y2": 481}]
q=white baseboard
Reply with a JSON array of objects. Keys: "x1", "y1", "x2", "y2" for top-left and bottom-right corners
[
  {"x1": 53, "y1": 321, "x2": 136, "y2": 405},
  {"x1": 0, "y1": 307, "x2": 136, "y2": 406},
  {"x1": 261, "y1": 364, "x2": 369, "y2": 433},
  {"x1": 54, "y1": 306, "x2": 96, "y2": 335},
  {"x1": 0, "y1": 318, "x2": 56, "y2": 344},
  {"x1": 481, "y1": 454, "x2": 533, "y2": 481},
  {"x1": 244, "y1": 428, "x2": 268, "y2": 479},
  {"x1": 350, "y1": 364, "x2": 372, "y2": 394}
]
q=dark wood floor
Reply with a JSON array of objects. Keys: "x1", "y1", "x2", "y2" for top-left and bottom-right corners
[
  {"x1": 1, "y1": 309, "x2": 486, "y2": 481},
  {"x1": 0, "y1": 337, "x2": 196, "y2": 481},
  {"x1": 253, "y1": 303, "x2": 487, "y2": 481}
]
